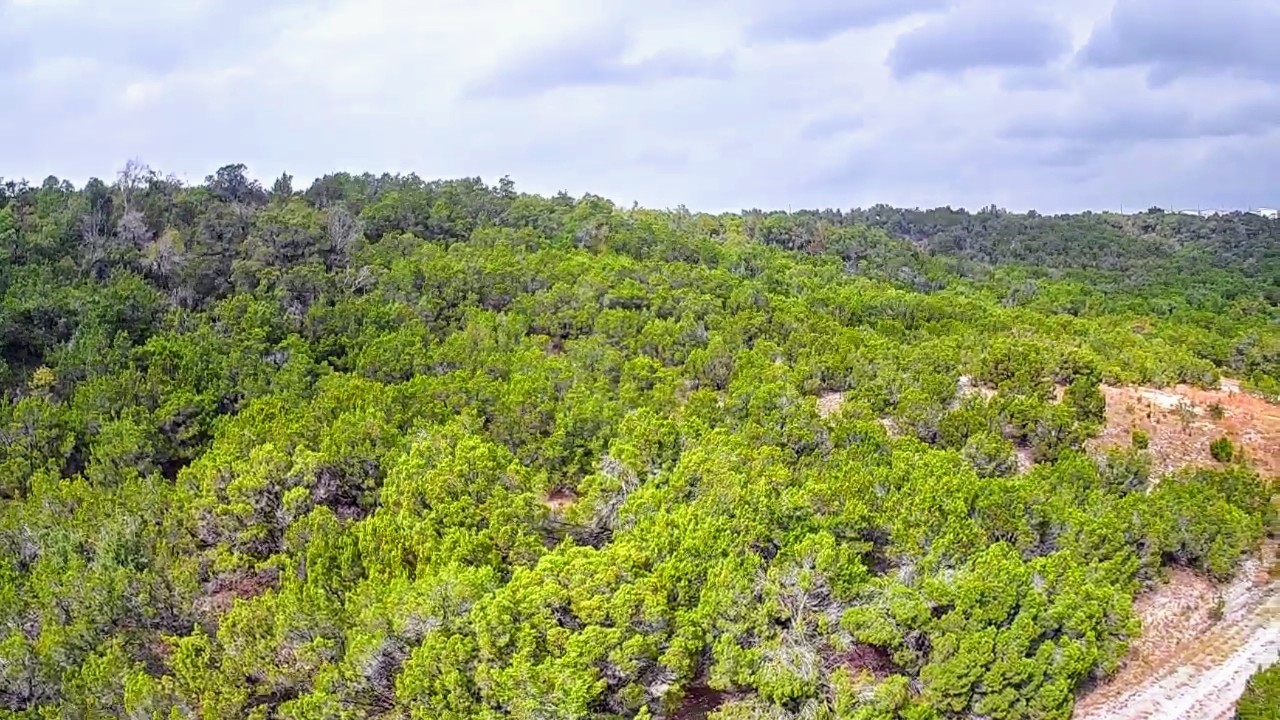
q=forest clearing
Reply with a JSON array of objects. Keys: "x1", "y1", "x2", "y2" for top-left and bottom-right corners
[{"x1": 1089, "y1": 381, "x2": 1280, "y2": 479}]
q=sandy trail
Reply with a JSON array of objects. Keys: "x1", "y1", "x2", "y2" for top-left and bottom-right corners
[{"x1": 1073, "y1": 545, "x2": 1280, "y2": 720}]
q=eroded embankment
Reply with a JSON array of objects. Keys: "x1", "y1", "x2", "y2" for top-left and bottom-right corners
[{"x1": 1073, "y1": 543, "x2": 1279, "y2": 720}]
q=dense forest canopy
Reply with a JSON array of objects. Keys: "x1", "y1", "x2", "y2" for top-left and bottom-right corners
[{"x1": 0, "y1": 164, "x2": 1275, "y2": 719}]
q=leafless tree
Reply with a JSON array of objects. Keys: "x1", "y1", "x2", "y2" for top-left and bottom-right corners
[
  {"x1": 143, "y1": 230, "x2": 185, "y2": 288},
  {"x1": 115, "y1": 159, "x2": 150, "y2": 215},
  {"x1": 327, "y1": 205, "x2": 362, "y2": 261},
  {"x1": 117, "y1": 209, "x2": 152, "y2": 248},
  {"x1": 77, "y1": 211, "x2": 108, "y2": 270}
]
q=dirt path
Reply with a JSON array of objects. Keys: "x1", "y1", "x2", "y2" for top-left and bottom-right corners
[{"x1": 1073, "y1": 544, "x2": 1280, "y2": 720}]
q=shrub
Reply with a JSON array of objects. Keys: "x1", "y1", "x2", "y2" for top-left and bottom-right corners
[
  {"x1": 1099, "y1": 448, "x2": 1151, "y2": 495},
  {"x1": 1063, "y1": 376, "x2": 1106, "y2": 425},
  {"x1": 1210, "y1": 436, "x2": 1234, "y2": 464},
  {"x1": 963, "y1": 432, "x2": 1018, "y2": 478},
  {"x1": 1131, "y1": 429, "x2": 1150, "y2": 450},
  {"x1": 1235, "y1": 663, "x2": 1280, "y2": 720},
  {"x1": 1208, "y1": 401, "x2": 1225, "y2": 420}
]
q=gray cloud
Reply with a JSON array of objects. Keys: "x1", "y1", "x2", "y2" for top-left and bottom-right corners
[
  {"x1": 1028, "y1": 142, "x2": 1099, "y2": 170},
  {"x1": 1001, "y1": 68, "x2": 1070, "y2": 92},
  {"x1": 888, "y1": 10, "x2": 1073, "y2": 78},
  {"x1": 1008, "y1": 105, "x2": 1189, "y2": 145},
  {"x1": 632, "y1": 146, "x2": 690, "y2": 171},
  {"x1": 0, "y1": 42, "x2": 28, "y2": 79},
  {"x1": 805, "y1": 131, "x2": 1045, "y2": 211},
  {"x1": 471, "y1": 29, "x2": 732, "y2": 98},
  {"x1": 1006, "y1": 97, "x2": 1280, "y2": 146},
  {"x1": 1044, "y1": 133, "x2": 1280, "y2": 212},
  {"x1": 1180, "y1": 135, "x2": 1280, "y2": 208},
  {"x1": 0, "y1": 0, "x2": 330, "y2": 81},
  {"x1": 1079, "y1": 0, "x2": 1280, "y2": 85},
  {"x1": 4, "y1": 0, "x2": 1280, "y2": 215},
  {"x1": 746, "y1": 0, "x2": 950, "y2": 43}
]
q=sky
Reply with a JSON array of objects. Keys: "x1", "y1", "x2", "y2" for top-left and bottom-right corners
[{"x1": 2, "y1": 0, "x2": 1280, "y2": 213}]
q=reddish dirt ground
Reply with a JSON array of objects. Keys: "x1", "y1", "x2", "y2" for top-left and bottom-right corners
[
  {"x1": 670, "y1": 687, "x2": 735, "y2": 720},
  {"x1": 1075, "y1": 381, "x2": 1280, "y2": 719},
  {"x1": 542, "y1": 487, "x2": 578, "y2": 512},
  {"x1": 196, "y1": 567, "x2": 280, "y2": 618},
  {"x1": 1088, "y1": 380, "x2": 1280, "y2": 479},
  {"x1": 825, "y1": 643, "x2": 896, "y2": 679}
]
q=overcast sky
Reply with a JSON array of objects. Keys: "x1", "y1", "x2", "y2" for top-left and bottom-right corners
[{"x1": 3, "y1": 0, "x2": 1279, "y2": 213}]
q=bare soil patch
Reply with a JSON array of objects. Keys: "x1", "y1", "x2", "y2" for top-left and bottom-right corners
[
  {"x1": 1073, "y1": 541, "x2": 1280, "y2": 720},
  {"x1": 196, "y1": 567, "x2": 281, "y2": 618},
  {"x1": 1089, "y1": 380, "x2": 1280, "y2": 479},
  {"x1": 670, "y1": 687, "x2": 736, "y2": 720},
  {"x1": 1076, "y1": 380, "x2": 1280, "y2": 718},
  {"x1": 825, "y1": 643, "x2": 896, "y2": 679},
  {"x1": 956, "y1": 375, "x2": 997, "y2": 404},
  {"x1": 542, "y1": 487, "x2": 578, "y2": 512},
  {"x1": 817, "y1": 391, "x2": 846, "y2": 419}
]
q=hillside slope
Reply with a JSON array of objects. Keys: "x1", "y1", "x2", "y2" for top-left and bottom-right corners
[
  {"x1": 1075, "y1": 544, "x2": 1279, "y2": 720},
  {"x1": 0, "y1": 167, "x2": 1275, "y2": 719}
]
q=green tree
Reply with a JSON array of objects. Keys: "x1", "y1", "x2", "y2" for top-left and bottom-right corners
[{"x1": 1235, "y1": 663, "x2": 1280, "y2": 720}]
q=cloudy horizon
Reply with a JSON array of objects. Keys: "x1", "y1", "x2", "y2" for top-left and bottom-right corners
[{"x1": 3, "y1": 0, "x2": 1279, "y2": 214}]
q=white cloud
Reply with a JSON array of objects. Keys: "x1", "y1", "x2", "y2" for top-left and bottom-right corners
[{"x1": 2, "y1": 0, "x2": 1279, "y2": 213}]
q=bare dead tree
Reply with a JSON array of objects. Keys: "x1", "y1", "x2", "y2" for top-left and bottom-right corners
[
  {"x1": 143, "y1": 230, "x2": 185, "y2": 288},
  {"x1": 115, "y1": 159, "x2": 150, "y2": 215},
  {"x1": 77, "y1": 207, "x2": 109, "y2": 279},
  {"x1": 327, "y1": 205, "x2": 362, "y2": 263},
  {"x1": 117, "y1": 209, "x2": 152, "y2": 248}
]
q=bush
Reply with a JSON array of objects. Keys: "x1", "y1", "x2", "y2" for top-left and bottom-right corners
[
  {"x1": 1131, "y1": 429, "x2": 1150, "y2": 450},
  {"x1": 1210, "y1": 436, "x2": 1235, "y2": 464},
  {"x1": 1208, "y1": 401, "x2": 1225, "y2": 420},
  {"x1": 1099, "y1": 448, "x2": 1151, "y2": 495},
  {"x1": 1063, "y1": 376, "x2": 1106, "y2": 426},
  {"x1": 962, "y1": 432, "x2": 1017, "y2": 478},
  {"x1": 1235, "y1": 663, "x2": 1280, "y2": 720}
]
